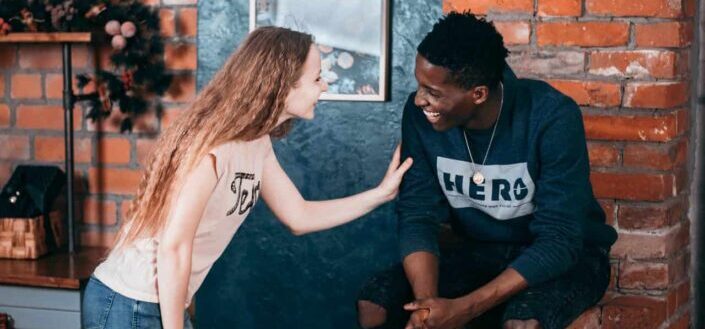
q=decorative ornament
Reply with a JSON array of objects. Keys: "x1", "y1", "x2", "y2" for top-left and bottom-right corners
[
  {"x1": 2, "y1": 0, "x2": 173, "y2": 133},
  {"x1": 120, "y1": 21, "x2": 136, "y2": 38},
  {"x1": 111, "y1": 34, "x2": 126, "y2": 50},
  {"x1": 105, "y1": 19, "x2": 120, "y2": 35}
]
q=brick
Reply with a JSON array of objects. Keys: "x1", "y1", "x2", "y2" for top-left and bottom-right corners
[
  {"x1": 548, "y1": 80, "x2": 621, "y2": 107},
  {"x1": 508, "y1": 51, "x2": 585, "y2": 76},
  {"x1": 566, "y1": 307, "x2": 600, "y2": 329},
  {"x1": 68, "y1": 45, "x2": 91, "y2": 69},
  {"x1": 120, "y1": 200, "x2": 133, "y2": 223},
  {"x1": 82, "y1": 198, "x2": 117, "y2": 225},
  {"x1": 443, "y1": 0, "x2": 533, "y2": 14},
  {"x1": 619, "y1": 261, "x2": 669, "y2": 289},
  {"x1": 132, "y1": 112, "x2": 159, "y2": 134},
  {"x1": 165, "y1": 43, "x2": 198, "y2": 70},
  {"x1": 589, "y1": 50, "x2": 680, "y2": 79},
  {"x1": 588, "y1": 143, "x2": 619, "y2": 167},
  {"x1": 0, "y1": 104, "x2": 9, "y2": 127},
  {"x1": 537, "y1": 22, "x2": 629, "y2": 47},
  {"x1": 45, "y1": 74, "x2": 96, "y2": 100},
  {"x1": 17, "y1": 45, "x2": 90, "y2": 69},
  {"x1": 161, "y1": 107, "x2": 185, "y2": 129},
  {"x1": 586, "y1": 0, "x2": 684, "y2": 18},
  {"x1": 591, "y1": 171, "x2": 675, "y2": 201},
  {"x1": 16, "y1": 105, "x2": 82, "y2": 130},
  {"x1": 0, "y1": 135, "x2": 30, "y2": 160},
  {"x1": 635, "y1": 22, "x2": 693, "y2": 47},
  {"x1": 623, "y1": 139, "x2": 687, "y2": 170},
  {"x1": 177, "y1": 8, "x2": 198, "y2": 37},
  {"x1": 493, "y1": 21, "x2": 530, "y2": 45},
  {"x1": 11, "y1": 74, "x2": 42, "y2": 99},
  {"x1": 675, "y1": 280, "x2": 690, "y2": 314},
  {"x1": 538, "y1": 0, "x2": 582, "y2": 16},
  {"x1": 618, "y1": 199, "x2": 684, "y2": 230},
  {"x1": 608, "y1": 262, "x2": 619, "y2": 291},
  {"x1": 0, "y1": 162, "x2": 12, "y2": 184},
  {"x1": 583, "y1": 110, "x2": 687, "y2": 142},
  {"x1": 624, "y1": 82, "x2": 688, "y2": 109},
  {"x1": 141, "y1": 0, "x2": 160, "y2": 5},
  {"x1": 684, "y1": 0, "x2": 696, "y2": 17},
  {"x1": 0, "y1": 45, "x2": 17, "y2": 68},
  {"x1": 611, "y1": 222, "x2": 689, "y2": 259},
  {"x1": 160, "y1": 9, "x2": 176, "y2": 37},
  {"x1": 86, "y1": 110, "x2": 124, "y2": 133},
  {"x1": 165, "y1": 73, "x2": 196, "y2": 102},
  {"x1": 81, "y1": 230, "x2": 117, "y2": 248},
  {"x1": 598, "y1": 199, "x2": 616, "y2": 226},
  {"x1": 96, "y1": 45, "x2": 114, "y2": 69},
  {"x1": 667, "y1": 310, "x2": 690, "y2": 329},
  {"x1": 88, "y1": 167, "x2": 142, "y2": 195},
  {"x1": 602, "y1": 296, "x2": 667, "y2": 329},
  {"x1": 136, "y1": 138, "x2": 158, "y2": 168},
  {"x1": 34, "y1": 136, "x2": 92, "y2": 163},
  {"x1": 97, "y1": 137, "x2": 131, "y2": 164}
]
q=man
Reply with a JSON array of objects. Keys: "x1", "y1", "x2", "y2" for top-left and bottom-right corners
[{"x1": 357, "y1": 12, "x2": 617, "y2": 329}]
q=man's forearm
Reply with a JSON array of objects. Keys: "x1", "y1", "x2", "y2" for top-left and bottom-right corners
[
  {"x1": 403, "y1": 251, "x2": 439, "y2": 299},
  {"x1": 458, "y1": 267, "x2": 528, "y2": 315}
]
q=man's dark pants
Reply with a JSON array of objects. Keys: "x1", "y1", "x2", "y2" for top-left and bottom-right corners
[{"x1": 358, "y1": 240, "x2": 611, "y2": 329}]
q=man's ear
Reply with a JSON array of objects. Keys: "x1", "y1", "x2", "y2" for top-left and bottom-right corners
[{"x1": 471, "y1": 85, "x2": 490, "y2": 105}]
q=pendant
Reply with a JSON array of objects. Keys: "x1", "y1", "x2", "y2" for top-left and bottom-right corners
[{"x1": 472, "y1": 171, "x2": 485, "y2": 185}]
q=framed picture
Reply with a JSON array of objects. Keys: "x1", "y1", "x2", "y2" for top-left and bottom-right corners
[{"x1": 250, "y1": 0, "x2": 389, "y2": 101}]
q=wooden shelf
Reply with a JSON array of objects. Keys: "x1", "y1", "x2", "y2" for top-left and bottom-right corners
[
  {"x1": 0, "y1": 32, "x2": 91, "y2": 43},
  {"x1": 0, "y1": 247, "x2": 108, "y2": 289}
]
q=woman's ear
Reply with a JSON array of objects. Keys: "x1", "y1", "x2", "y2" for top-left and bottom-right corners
[{"x1": 471, "y1": 85, "x2": 490, "y2": 105}]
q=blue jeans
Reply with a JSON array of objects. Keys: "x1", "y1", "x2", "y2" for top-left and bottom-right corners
[{"x1": 82, "y1": 276, "x2": 193, "y2": 329}]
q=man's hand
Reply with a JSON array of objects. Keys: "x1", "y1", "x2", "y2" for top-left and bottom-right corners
[
  {"x1": 404, "y1": 297, "x2": 475, "y2": 329},
  {"x1": 404, "y1": 309, "x2": 430, "y2": 329}
]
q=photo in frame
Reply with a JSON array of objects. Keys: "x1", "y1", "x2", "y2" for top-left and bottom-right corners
[{"x1": 250, "y1": 0, "x2": 389, "y2": 101}]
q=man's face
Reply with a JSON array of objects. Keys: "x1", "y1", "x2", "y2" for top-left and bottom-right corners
[{"x1": 413, "y1": 54, "x2": 484, "y2": 131}]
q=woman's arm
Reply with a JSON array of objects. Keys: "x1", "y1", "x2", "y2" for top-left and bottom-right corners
[
  {"x1": 261, "y1": 145, "x2": 412, "y2": 235},
  {"x1": 157, "y1": 155, "x2": 218, "y2": 329}
]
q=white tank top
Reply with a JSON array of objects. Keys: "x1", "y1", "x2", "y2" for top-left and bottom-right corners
[{"x1": 94, "y1": 135, "x2": 271, "y2": 306}]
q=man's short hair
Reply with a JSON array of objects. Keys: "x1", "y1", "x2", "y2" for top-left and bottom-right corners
[{"x1": 417, "y1": 11, "x2": 509, "y2": 90}]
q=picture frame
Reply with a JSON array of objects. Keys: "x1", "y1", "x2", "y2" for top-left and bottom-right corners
[{"x1": 250, "y1": 0, "x2": 389, "y2": 102}]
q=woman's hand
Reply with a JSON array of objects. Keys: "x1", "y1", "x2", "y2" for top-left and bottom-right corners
[{"x1": 377, "y1": 144, "x2": 413, "y2": 202}]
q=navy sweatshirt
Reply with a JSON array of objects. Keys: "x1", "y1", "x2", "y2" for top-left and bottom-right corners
[{"x1": 397, "y1": 68, "x2": 618, "y2": 287}]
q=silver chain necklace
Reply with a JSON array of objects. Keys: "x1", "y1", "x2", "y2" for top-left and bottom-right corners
[{"x1": 462, "y1": 82, "x2": 504, "y2": 185}]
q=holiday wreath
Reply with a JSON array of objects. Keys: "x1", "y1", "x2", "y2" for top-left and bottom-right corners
[{"x1": 0, "y1": 0, "x2": 173, "y2": 132}]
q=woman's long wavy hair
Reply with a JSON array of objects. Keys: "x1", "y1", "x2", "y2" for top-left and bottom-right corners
[{"x1": 113, "y1": 26, "x2": 314, "y2": 248}]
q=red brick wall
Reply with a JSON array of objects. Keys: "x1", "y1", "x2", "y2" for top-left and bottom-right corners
[
  {"x1": 443, "y1": 0, "x2": 694, "y2": 328},
  {"x1": 0, "y1": 0, "x2": 197, "y2": 247}
]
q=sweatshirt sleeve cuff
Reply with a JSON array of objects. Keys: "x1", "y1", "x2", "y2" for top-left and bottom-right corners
[
  {"x1": 508, "y1": 255, "x2": 550, "y2": 287},
  {"x1": 399, "y1": 233, "x2": 440, "y2": 260}
]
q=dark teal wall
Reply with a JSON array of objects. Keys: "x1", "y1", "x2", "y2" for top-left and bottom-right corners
[{"x1": 195, "y1": 1, "x2": 440, "y2": 327}]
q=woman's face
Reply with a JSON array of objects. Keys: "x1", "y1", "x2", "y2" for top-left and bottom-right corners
[{"x1": 281, "y1": 45, "x2": 328, "y2": 121}]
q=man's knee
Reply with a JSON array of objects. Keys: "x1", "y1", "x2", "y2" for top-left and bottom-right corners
[
  {"x1": 357, "y1": 300, "x2": 387, "y2": 329},
  {"x1": 503, "y1": 319, "x2": 542, "y2": 329}
]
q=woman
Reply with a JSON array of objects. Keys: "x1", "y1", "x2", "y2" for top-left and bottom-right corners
[{"x1": 82, "y1": 26, "x2": 412, "y2": 329}]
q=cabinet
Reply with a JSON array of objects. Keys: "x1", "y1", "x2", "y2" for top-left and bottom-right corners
[{"x1": 0, "y1": 248, "x2": 106, "y2": 329}]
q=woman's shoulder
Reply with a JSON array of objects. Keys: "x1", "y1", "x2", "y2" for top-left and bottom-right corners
[{"x1": 210, "y1": 135, "x2": 272, "y2": 157}]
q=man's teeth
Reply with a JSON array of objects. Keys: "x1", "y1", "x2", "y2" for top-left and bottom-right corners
[{"x1": 423, "y1": 110, "x2": 440, "y2": 117}]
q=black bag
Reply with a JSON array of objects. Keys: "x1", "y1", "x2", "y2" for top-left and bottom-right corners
[{"x1": 0, "y1": 165, "x2": 66, "y2": 218}]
